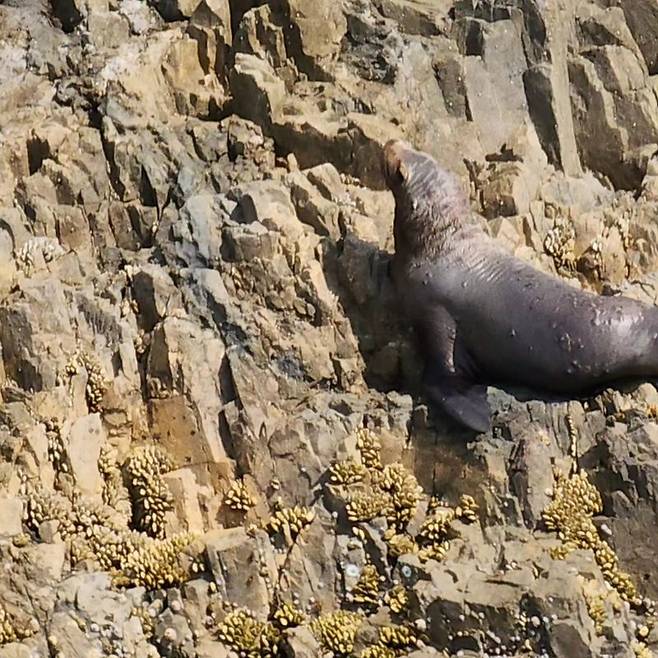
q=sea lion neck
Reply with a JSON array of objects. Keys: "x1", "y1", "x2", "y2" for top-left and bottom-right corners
[{"x1": 385, "y1": 144, "x2": 473, "y2": 262}]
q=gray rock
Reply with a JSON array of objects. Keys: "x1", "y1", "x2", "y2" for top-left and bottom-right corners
[
  {"x1": 0, "y1": 496, "x2": 23, "y2": 536},
  {"x1": 282, "y1": 625, "x2": 322, "y2": 657},
  {"x1": 287, "y1": 170, "x2": 341, "y2": 238},
  {"x1": 66, "y1": 414, "x2": 105, "y2": 498},
  {"x1": 230, "y1": 53, "x2": 286, "y2": 128},
  {"x1": 617, "y1": 0, "x2": 658, "y2": 75},
  {"x1": 204, "y1": 527, "x2": 277, "y2": 616},
  {"x1": 147, "y1": 315, "x2": 229, "y2": 464}
]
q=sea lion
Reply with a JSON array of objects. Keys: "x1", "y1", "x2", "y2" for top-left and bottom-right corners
[{"x1": 383, "y1": 139, "x2": 658, "y2": 433}]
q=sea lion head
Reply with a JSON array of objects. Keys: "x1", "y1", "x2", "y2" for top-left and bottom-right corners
[
  {"x1": 382, "y1": 140, "x2": 470, "y2": 257},
  {"x1": 382, "y1": 139, "x2": 418, "y2": 195}
]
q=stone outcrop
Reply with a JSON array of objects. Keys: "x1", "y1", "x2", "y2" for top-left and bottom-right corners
[{"x1": 0, "y1": 0, "x2": 657, "y2": 657}]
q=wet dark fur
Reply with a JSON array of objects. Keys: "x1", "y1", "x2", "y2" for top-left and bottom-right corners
[{"x1": 383, "y1": 140, "x2": 658, "y2": 433}]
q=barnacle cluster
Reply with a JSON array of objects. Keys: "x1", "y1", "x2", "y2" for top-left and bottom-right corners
[
  {"x1": 382, "y1": 532, "x2": 417, "y2": 558},
  {"x1": 70, "y1": 351, "x2": 108, "y2": 412},
  {"x1": 415, "y1": 507, "x2": 455, "y2": 562},
  {"x1": 271, "y1": 602, "x2": 306, "y2": 629},
  {"x1": 356, "y1": 428, "x2": 382, "y2": 470},
  {"x1": 266, "y1": 505, "x2": 315, "y2": 540},
  {"x1": 544, "y1": 216, "x2": 576, "y2": 271},
  {"x1": 543, "y1": 469, "x2": 641, "y2": 606},
  {"x1": 0, "y1": 603, "x2": 35, "y2": 646},
  {"x1": 224, "y1": 479, "x2": 255, "y2": 512},
  {"x1": 131, "y1": 604, "x2": 155, "y2": 640},
  {"x1": 44, "y1": 417, "x2": 67, "y2": 473},
  {"x1": 112, "y1": 532, "x2": 198, "y2": 589},
  {"x1": 581, "y1": 238, "x2": 604, "y2": 280},
  {"x1": 417, "y1": 508, "x2": 455, "y2": 544},
  {"x1": 329, "y1": 459, "x2": 367, "y2": 485},
  {"x1": 15, "y1": 236, "x2": 65, "y2": 275},
  {"x1": 632, "y1": 640, "x2": 652, "y2": 658},
  {"x1": 217, "y1": 609, "x2": 281, "y2": 657},
  {"x1": 383, "y1": 585, "x2": 408, "y2": 614},
  {"x1": 455, "y1": 494, "x2": 479, "y2": 523},
  {"x1": 583, "y1": 589, "x2": 607, "y2": 635},
  {"x1": 331, "y1": 431, "x2": 480, "y2": 565},
  {"x1": 378, "y1": 624, "x2": 417, "y2": 651},
  {"x1": 98, "y1": 445, "x2": 131, "y2": 522},
  {"x1": 350, "y1": 564, "x2": 382, "y2": 607},
  {"x1": 346, "y1": 490, "x2": 388, "y2": 523},
  {"x1": 341, "y1": 436, "x2": 422, "y2": 531},
  {"x1": 310, "y1": 610, "x2": 363, "y2": 655},
  {"x1": 26, "y1": 486, "x2": 198, "y2": 589},
  {"x1": 372, "y1": 464, "x2": 422, "y2": 529},
  {"x1": 125, "y1": 446, "x2": 174, "y2": 538}
]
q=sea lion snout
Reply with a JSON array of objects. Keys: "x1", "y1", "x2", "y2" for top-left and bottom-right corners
[{"x1": 383, "y1": 139, "x2": 411, "y2": 187}]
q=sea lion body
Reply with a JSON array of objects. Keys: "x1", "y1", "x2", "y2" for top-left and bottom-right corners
[{"x1": 384, "y1": 140, "x2": 658, "y2": 432}]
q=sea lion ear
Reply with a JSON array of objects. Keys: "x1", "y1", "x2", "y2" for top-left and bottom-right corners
[{"x1": 398, "y1": 161, "x2": 409, "y2": 182}]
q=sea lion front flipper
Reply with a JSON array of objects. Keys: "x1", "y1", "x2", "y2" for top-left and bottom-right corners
[
  {"x1": 416, "y1": 309, "x2": 491, "y2": 433},
  {"x1": 424, "y1": 364, "x2": 491, "y2": 433}
]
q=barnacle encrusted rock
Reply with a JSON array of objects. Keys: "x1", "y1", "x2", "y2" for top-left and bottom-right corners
[
  {"x1": 583, "y1": 587, "x2": 607, "y2": 635},
  {"x1": 378, "y1": 624, "x2": 417, "y2": 651},
  {"x1": 331, "y1": 429, "x2": 476, "y2": 564},
  {"x1": 26, "y1": 485, "x2": 198, "y2": 589},
  {"x1": 3, "y1": 2, "x2": 658, "y2": 657},
  {"x1": 112, "y1": 532, "x2": 198, "y2": 589},
  {"x1": 224, "y1": 479, "x2": 255, "y2": 512},
  {"x1": 350, "y1": 563, "x2": 382, "y2": 607},
  {"x1": 45, "y1": 417, "x2": 68, "y2": 474},
  {"x1": 373, "y1": 463, "x2": 421, "y2": 529},
  {"x1": 346, "y1": 491, "x2": 389, "y2": 523},
  {"x1": 382, "y1": 531, "x2": 417, "y2": 558},
  {"x1": 14, "y1": 236, "x2": 65, "y2": 275},
  {"x1": 74, "y1": 351, "x2": 108, "y2": 412},
  {"x1": 633, "y1": 640, "x2": 653, "y2": 658},
  {"x1": 383, "y1": 585, "x2": 408, "y2": 614},
  {"x1": 272, "y1": 601, "x2": 306, "y2": 629},
  {"x1": 329, "y1": 459, "x2": 367, "y2": 485},
  {"x1": 356, "y1": 428, "x2": 383, "y2": 470},
  {"x1": 266, "y1": 504, "x2": 315, "y2": 540},
  {"x1": 310, "y1": 610, "x2": 363, "y2": 655},
  {"x1": 544, "y1": 216, "x2": 576, "y2": 271},
  {"x1": 0, "y1": 603, "x2": 36, "y2": 646},
  {"x1": 98, "y1": 445, "x2": 131, "y2": 523},
  {"x1": 455, "y1": 494, "x2": 479, "y2": 523},
  {"x1": 543, "y1": 469, "x2": 642, "y2": 606},
  {"x1": 125, "y1": 445, "x2": 174, "y2": 538},
  {"x1": 217, "y1": 609, "x2": 281, "y2": 657},
  {"x1": 417, "y1": 508, "x2": 455, "y2": 545}
]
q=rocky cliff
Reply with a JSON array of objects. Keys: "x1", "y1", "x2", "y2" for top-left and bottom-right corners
[{"x1": 0, "y1": 0, "x2": 658, "y2": 656}]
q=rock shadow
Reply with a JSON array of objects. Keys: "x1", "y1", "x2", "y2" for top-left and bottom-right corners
[{"x1": 321, "y1": 231, "x2": 423, "y2": 398}]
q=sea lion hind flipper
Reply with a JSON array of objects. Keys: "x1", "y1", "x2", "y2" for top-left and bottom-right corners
[{"x1": 424, "y1": 366, "x2": 491, "y2": 434}]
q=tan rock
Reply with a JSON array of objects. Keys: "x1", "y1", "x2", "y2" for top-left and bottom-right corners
[
  {"x1": 230, "y1": 53, "x2": 286, "y2": 127},
  {"x1": 163, "y1": 38, "x2": 227, "y2": 118},
  {"x1": 234, "y1": 5, "x2": 288, "y2": 73},
  {"x1": 147, "y1": 316, "x2": 229, "y2": 464},
  {"x1": 239, "y1": 179, "x2": 304, "y2": 239},
  {"x1": 164, "y1": 467, "x2": 218, "y2": 533},
  {"x1": 0, "y1": 496, "x2": 23, "y2": 536},
  {"x1": 279, "y1": 0, "x2": 347, "y2": 62},
  {"x1": 287, "y1": 170, "x2": 340, "y2": 239},
  {"x1": 204, "y1": 527, "x2": 277, "y2": 616},
  {"x1": 66, "y1": 414, "x2": 105, "y2": 498}
]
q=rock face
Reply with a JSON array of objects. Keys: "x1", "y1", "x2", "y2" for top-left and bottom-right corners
[{"x1": 0, "y1": 0, "x2": 658, "y2": 657}]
